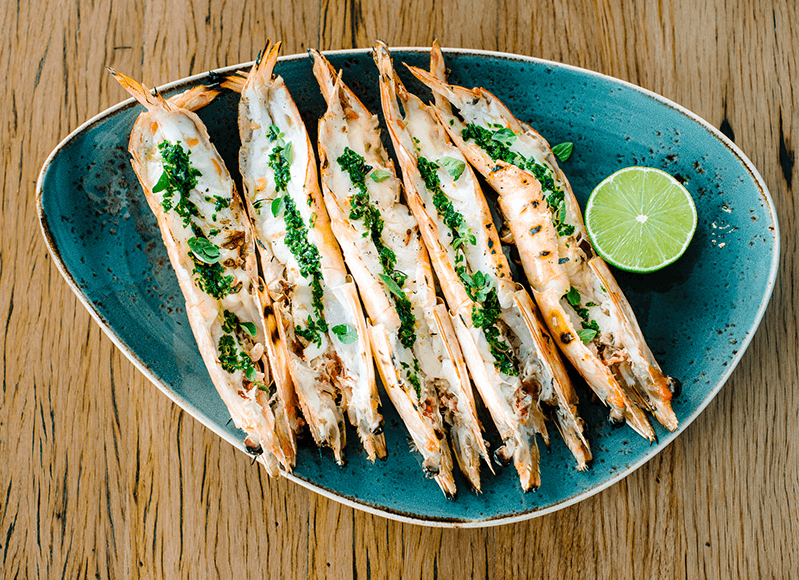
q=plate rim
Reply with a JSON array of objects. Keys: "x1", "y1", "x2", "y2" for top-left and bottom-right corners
[{"x1": 36, "y1": 46, "x2": 780, "y2": 528}]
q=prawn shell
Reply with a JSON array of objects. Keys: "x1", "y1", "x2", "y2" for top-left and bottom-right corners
[{"x1": 118, "y1": 74, "x2": 298, "y2": 471}]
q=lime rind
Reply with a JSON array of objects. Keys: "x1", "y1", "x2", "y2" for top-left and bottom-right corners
[{"x1": 585, "y1": 166, "x2": 698, "y2": 273}]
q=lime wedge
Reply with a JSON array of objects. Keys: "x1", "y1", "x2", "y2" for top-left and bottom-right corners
[{"x1": 584, "y1": 167, "x2": 697, "y2": 273}]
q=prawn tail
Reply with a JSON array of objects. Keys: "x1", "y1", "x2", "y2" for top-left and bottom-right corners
[
  {"x1": 107, "y1": 67, "x2": 172, "y2": 113},
  {"x1": 309, "y1": 48, "x2": 340, "y2": 103},
  {"x1": 222, "y1": 40, "x2": 281, "y2": 94},
  {"x1": 429, "y1": 41, "x2": 453, "y2": 112},
  {"x1": 168, "y1": 84, "x2": 221, "y2": 112}
]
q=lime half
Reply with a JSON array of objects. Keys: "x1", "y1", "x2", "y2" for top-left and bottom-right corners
[{"x1": 584, "y1": 167, "x2": 697, "y2": 273}]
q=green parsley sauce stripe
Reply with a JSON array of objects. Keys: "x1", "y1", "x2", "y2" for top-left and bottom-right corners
[
  {"x1": 416, "y1": 156, "x2": 519, "y2": 377},
  {"x1": 266, "y1": 125, "x2": 328, "y2": 347},
  {"x1": 154, "y1": 140, "x2": 236, "y2": 300},
  {"x1": 461, "y1": 124, "x2": 575, "y2": 237},
  {"x1": 337, "y1": 147, "x2": 416, "y2": 351}
]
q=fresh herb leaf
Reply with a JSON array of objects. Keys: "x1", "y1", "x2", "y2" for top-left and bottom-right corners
[
  {"x1": 271, "y1": 196, "x2": 285, "y2": 217},
  {"x1": 267, "y1": 124, "x2": 284, "y2": 143},
  {"x1": 438, "y1": 156, "x2": 466, "y2": 180},
  {"x1": 369, "y1": 169, "x2": 391, "y2": 183},
  {"x1": 331, "y1": 324, "x2": 358, "y2": 344},
  {"x1": 213, "y1": 195, "x2": 229, "y2": 212},
  {"x1": 577, "y1": 328, "x2": 598, "y2": 344},
  {"x1": 338, "y1": 147, "x2": 416, "y2": 349},
  {"x1": 187, "y1": 237, "x2": 221, "y2": 264},
  {"x1": 552, "y1": 142, "x2": 574, "y2": 162},
  {"x1": 379, "y1": 273, "x2": 404, "y2": 299},
  {"x1": 566, "y1": 286, "x2": 582, "y2": 306},
  {"x1": 245, "y1": 366, "x2": 256, "y2": 381},
  {"x1": 152, "y1": 171, "x2": 170, "y2": 193},
  {"x1": 283, "y1": 141, "x2": 294, "y2": 164},
  {"x1": 240, "y1": 321, "x2": 257, "y2": 337},
  {"x1": 491, "y1": 128, "x2": 517, "y2": 147}
]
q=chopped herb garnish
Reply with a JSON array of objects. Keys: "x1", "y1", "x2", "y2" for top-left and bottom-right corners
[
  {"x1": 338, "y1": 148, "x2": 416, "y2": 350},
  {"x1": 295, "y1": 314, "x2": 328, "y2": 347},
  {"x1": 460, "y1": 270, "x2": 492, "y2": 303},
  {"x1": 264, "y1": 127, "x2": 328, "y2": 347},
  {"x1": 416, "y1": 155, "x2": 517, "y2": 376},
  {"x1": 193, "y1": 256, "x2": 236, "y2": 299},
  {"x1": 154, "y1": 140, "x2": 237, "y2": 298},
  {"x1": 331, "y1": 324, "x2": 358, "y2": 345},
  {"x1": 563, "y1": 286, "x2": 600, "y2": 343},
  {"x1": 552, "y1": 142, "x2": 574, "y2": 162},
  {"x1": 401, "y1": 359, "x2": 423, "y2": 398},
  {"x1": 462, "y1": 124, "x2": 575, "y2": 237},
  {"x1": 154, "y1": 140, "x2": 202, "y2": 227},
  {"x1": 267, "y1": 124, "x2": 291, "y2": 194},
  {"x1": 213, "y1": 195, "x2": 230, "y2": 212},
  {"x1": 218, "y1": 334, "x2": 256, "y2": 377}
]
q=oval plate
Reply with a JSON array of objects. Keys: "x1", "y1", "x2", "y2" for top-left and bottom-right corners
[{"x1": 37, "y1": 48, "x2": 779, "y2": 527}]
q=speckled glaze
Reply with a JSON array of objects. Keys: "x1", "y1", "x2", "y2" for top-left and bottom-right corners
[{"x1": 37, "y1": 48, "x2": 779, "y2": 527}]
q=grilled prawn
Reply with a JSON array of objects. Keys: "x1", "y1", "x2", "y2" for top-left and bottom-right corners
[
  {"x1": 311, "y1": 49, "x2": 490, "y2": 496},
  {"x1": 375, "y1": 43, "x2": 590, "y2": 487},
  {"x1": 408, "y1": 49, "x2": 679, "y2": 439},
  {"x1": 109, "y1": 70, "x2": 297, "y2": 475},
  {"x1": 223, "y1": 43, "x2": 386, "y2": 463}
]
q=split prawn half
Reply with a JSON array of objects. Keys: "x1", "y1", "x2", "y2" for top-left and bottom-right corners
[
  {"x1": 222, "y1": 42, "x2": 386, "y2": 463},
  {"x1": 310, "y1": 49, "x2": 490, "y2": 496},
  {"x1": 374, "y1": 42, "x2": 590, "y2": 488},
  {"x1": 109, "y1": 69, "x2": 298, "y2": 475},
  {"x1": 407, "y1": 46, "x2": 679, "y2": 440}
]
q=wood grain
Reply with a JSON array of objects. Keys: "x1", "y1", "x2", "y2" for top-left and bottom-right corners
[{"x1": 1, "y1": 0, "x2": 797, "y2": 578}]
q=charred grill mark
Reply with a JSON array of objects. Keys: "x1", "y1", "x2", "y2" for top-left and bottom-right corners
[{"x1": 221, "y1": 230, "x2": 246, "y2": 250}]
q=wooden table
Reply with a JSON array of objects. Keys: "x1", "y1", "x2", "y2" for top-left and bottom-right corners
[{"x1": 2, "y1": 0, "x2": 796, "y2": 577}]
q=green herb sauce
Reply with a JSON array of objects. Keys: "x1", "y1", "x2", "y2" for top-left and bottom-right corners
[
  {"x1": 417, "y1": 156, "x2": 518, "y2": 376},
  {"x1": 154, "y1": 140, "x2": 238, "y2": 300},
  {"x1": 218, "y1": 310, "x2": 256, "y2": 381},
  {"x1": 267, "y1": 125, "x2": 328, "y2": 347},
  {"x1": 153, "y1": 141, "x2": 202, "y2": 227},
  {"x1": 461, "y1": 124, "x2": 576, "y2": 238},
  {"x1": 337, "y1": 147, "x2": 416, "y2": 351}
]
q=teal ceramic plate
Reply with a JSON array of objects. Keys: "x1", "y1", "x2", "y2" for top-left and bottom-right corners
[{"x1": 37, "y1": 48, "x2": 779, "y2": 527}]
